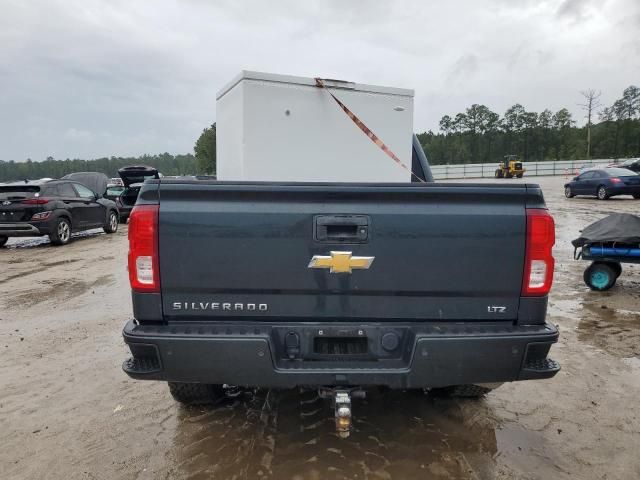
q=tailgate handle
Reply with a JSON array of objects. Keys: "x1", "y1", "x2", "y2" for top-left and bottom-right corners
[{"x1": 315, "y1": 215, "x2": 369, "y2": 243}]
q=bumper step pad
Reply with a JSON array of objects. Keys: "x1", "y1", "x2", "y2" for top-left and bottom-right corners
[
  {"x1": 123, "y1": 356, "x2": 161, "y2": 376},
  {"x1": 519, "y1": 357, "x2": 560, "y2": 380}
]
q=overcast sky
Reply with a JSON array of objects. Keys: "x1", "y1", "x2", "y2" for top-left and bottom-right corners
[{"x1": 1, "y1": 0, "x2": 638, "y2": 161}]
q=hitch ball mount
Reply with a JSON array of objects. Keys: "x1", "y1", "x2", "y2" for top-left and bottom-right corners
[{"x1": 319, "y1": 388, "x2": 366, "y2": 438}]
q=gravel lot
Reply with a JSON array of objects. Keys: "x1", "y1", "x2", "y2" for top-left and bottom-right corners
[{"x1": 1, "y1": 175, "x2": 639, "y2": 480}]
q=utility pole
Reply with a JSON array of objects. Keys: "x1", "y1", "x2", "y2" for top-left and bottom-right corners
[{"x1": 579, "y1": 89, "x2": 602, "y2": 159}]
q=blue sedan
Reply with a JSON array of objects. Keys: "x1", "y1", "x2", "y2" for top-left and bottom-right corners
[{"x1": 564, "y1": 168, "x2": 640, "y2": 200}]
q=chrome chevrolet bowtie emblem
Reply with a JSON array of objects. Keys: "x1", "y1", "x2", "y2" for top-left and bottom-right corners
[{"x1": 308, "y1": 251, "x2": 375, "y2": 274}]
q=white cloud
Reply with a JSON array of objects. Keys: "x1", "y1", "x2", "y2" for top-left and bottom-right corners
[{"x1": 0, "y1": 0, "x2": 638, "y2": 160}]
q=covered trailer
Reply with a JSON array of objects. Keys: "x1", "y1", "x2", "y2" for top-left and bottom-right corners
[{"x1": 573, "y1": 213, "x2": 640, "y2": 290}]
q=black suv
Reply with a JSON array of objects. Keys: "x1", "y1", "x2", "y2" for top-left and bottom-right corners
[
  {"x1": 0, "y1": 180, "x2": 119, "y2": 247},
  {"x1": 116, "y1": 165, "x2": 159, "y2": 223}
]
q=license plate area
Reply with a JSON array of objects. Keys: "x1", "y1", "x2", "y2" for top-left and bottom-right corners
[
  {"x1": 313, "y1": 337, "x2": 368, "y2": 355},
  {"x1": 272, "y1": 326, "x2": 407, "y2": 363}
]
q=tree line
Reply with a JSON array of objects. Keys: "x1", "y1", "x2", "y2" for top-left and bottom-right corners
[
  {"x1": 0, "y1": 124, "x2": 217, "y2": 183},
  {"x1": 0, "y1": 153, "x2": 198, "y2": 183},
  {"x1": 1, "y1": 87, "x2": 638, "y2": 182},
  {"x1": 417, "y1": 85, "x2": 640, "y2": 165}
]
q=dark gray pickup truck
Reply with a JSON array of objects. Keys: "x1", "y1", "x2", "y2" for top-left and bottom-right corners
[{"x1": 122, "y1": 177, "x2": 559, "y2": 432}]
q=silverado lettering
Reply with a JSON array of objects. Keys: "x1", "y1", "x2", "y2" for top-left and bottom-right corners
[{"x1": 171, "y1": 302, "x2": 268, "y2": 311}]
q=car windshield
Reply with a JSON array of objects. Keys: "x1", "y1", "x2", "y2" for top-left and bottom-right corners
[{"x1": 605, "y1": 168, "x2": 637, "y2": 177}]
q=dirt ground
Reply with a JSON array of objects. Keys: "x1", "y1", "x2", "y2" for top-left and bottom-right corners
[{"x1": 1, "y1": 175, "x2": 639, "y2": 480}]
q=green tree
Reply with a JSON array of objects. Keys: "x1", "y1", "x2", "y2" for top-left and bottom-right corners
[
  {"x1": 439, "y1": 115, "x2": 453, "y2": 134},
  {"x1": 522, "y1": 111, "x2": 538, "y2": 161},
  {"x1": 537, "y1": 109, "x2": 554, "y2": 159},
  {"x1": 194, "y1": 123, "x2": 216, "y2": 175},
  {"x1": 551, "y1": 108, "x2": 575, "y2": 160},
  {"x1": 502, "y1": 104, "x2": 526, "y2": 154}
]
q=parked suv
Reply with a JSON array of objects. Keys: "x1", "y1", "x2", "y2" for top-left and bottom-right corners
[
  {"x1": 116, "y1": 165, "x2": 159, "y2": 223},
  {"x1": 0, "y1": 180, "x2": 119, "y2": 247}
]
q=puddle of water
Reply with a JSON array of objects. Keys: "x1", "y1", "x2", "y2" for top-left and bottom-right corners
[
  {"x1": 622, "y1": 357, "x2": 640, "y2": 369},
  {"x1": 161, "y1": 388, "x2": 563, "y2": 480}
]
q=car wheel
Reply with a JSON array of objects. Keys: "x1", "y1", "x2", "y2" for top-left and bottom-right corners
[
  {"x1": 0, "y1": 236, "x2": 8, "y2": 247},
  {"x1": 633, "y1": 194, "x2": 640, "y2": 199},
  {"x1": 564, "y1": 186, "x2": 574, "y2": 198},
  {"x1": 597, "y1": 185, "x2": 609, "y2": 200},
  {"x1": 168, "y1": 382, "x2": 226, "y2": 405},
  {"x1": 104, "y1": 211, "x2": 119, "y2": 234},
  {"x1": 49, "y1": 218, "x2": 71, "y2": 246},
  {"x1": 584, "y1": 263, "x2": 617, "y2": 291}
]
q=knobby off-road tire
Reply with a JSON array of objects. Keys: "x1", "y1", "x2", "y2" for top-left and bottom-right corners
[
  {"x1": 168, "y1": 382, "x2": 225, "y2": 405},
  {"x1": 431, "y1": 384, "x2": 495, "y2": 398},
  {"x1": 49, "y1": 217, "x2": 71, "y2": 246}
]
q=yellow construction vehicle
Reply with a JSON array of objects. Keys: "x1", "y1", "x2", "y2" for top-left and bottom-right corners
[{"x1": 495, "y1": 155, "x2": 526, "y2": 178}]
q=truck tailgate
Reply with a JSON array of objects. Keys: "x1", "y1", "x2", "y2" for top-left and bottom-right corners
[{"x1": 158, "y1": 182, "x2": 534, "y2": 321}]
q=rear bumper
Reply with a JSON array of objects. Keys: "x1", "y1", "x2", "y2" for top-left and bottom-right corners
[
  {"x1": 608, "y1": 186, "x2": 640, "y2": 196},
  {"x1": 0, "y1": 223, "x2": 46, "y2": 237},
  {"x1": 122, "y1": 320, "x2": 560, "y2": 388}
]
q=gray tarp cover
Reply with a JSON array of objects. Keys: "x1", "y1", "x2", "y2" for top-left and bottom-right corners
[
  {"x1": 572, "y1": 213, "x2": 640, "y2": 247},
  {"x1": 61, "y1": 172, "x2": 109, "y2": 195}
]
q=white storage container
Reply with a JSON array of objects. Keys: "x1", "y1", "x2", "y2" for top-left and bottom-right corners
[{"x1": 216, "y1": 71, "x2": 414, "y2": 182}]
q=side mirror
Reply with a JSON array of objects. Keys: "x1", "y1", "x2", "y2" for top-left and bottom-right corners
[{"x1": 573, "y1": 177, "x2": 579, "y2": 181}]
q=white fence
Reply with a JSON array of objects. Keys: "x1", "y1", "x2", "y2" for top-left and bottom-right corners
[{"x1": 430, "y1": 159, "x2": 616, "y2": 180}]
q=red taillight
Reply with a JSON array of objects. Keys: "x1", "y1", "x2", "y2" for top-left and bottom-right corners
[
  {"x1": 22, "y1": 198, "x2": 50, "y2": 204},
  {"x1": 522, "y1": 208, "x2": 555, "y2": 296},
  {"x1": 610, "y1": 177, "x2": 622, "y2": 183},
  {"x1": 128, "y1": 204, "x2": 160, "y2": 293}
]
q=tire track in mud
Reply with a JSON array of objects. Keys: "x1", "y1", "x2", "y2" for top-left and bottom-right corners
[{"x1": 163, "y1": 388, "x2": 278, "y2": 479}]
